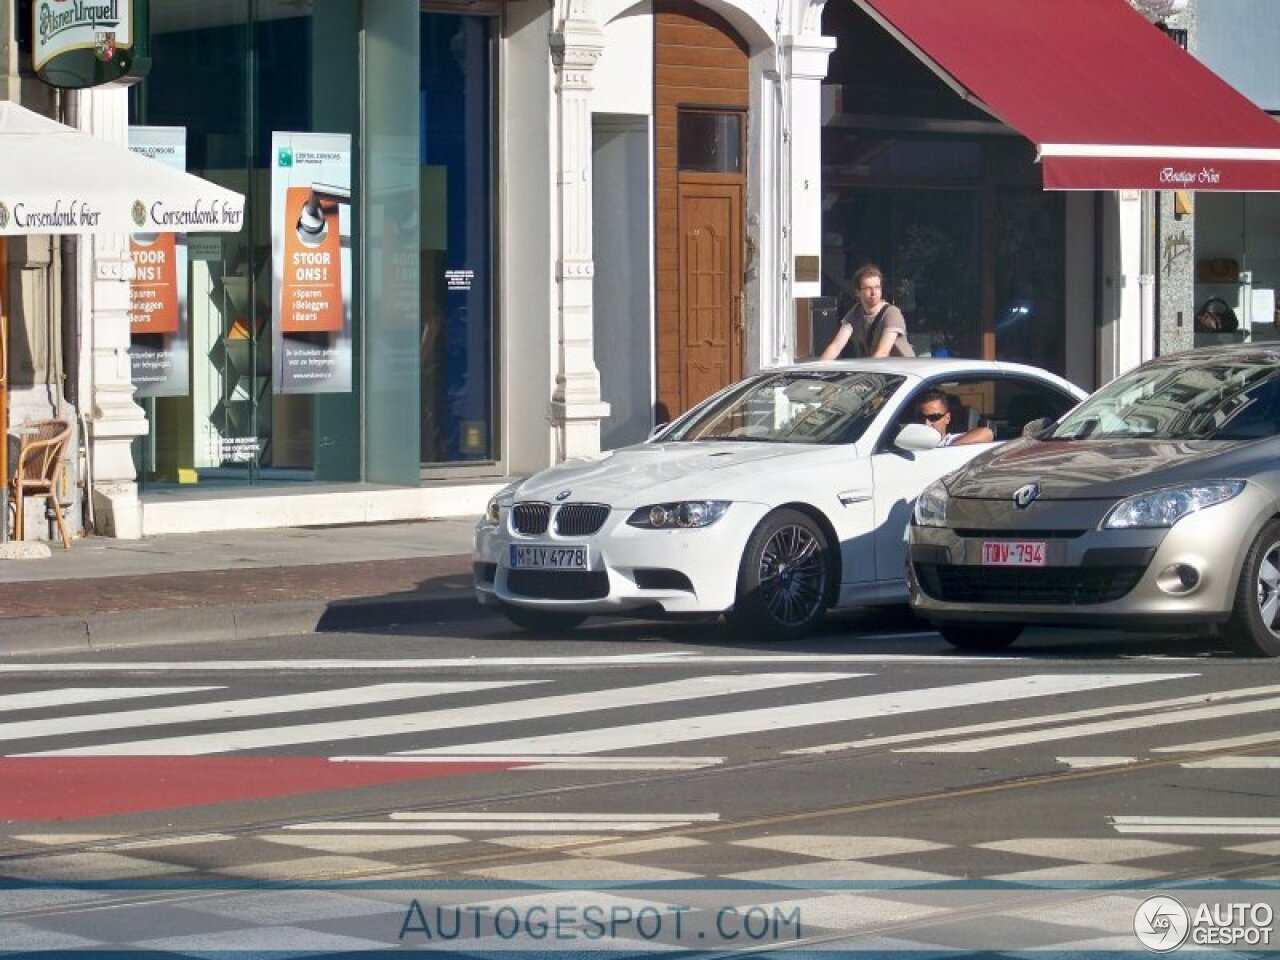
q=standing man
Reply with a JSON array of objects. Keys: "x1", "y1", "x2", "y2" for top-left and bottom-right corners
[{"x1": 820, "y1": 264, "x2": 915, "y2": 359}]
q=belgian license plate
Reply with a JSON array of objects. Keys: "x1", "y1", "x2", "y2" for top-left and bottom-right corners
[
  {"x1": 510, "y1": 544, "x2": 589, "y2": 570},
  {"x1": 982, "y1": 540, "x2": 1046, "y2": 567}
]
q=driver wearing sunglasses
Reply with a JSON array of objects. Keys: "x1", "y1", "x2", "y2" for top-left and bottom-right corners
[{"x1": 917, "y1": 389, "x2": 995, "y2": 446}]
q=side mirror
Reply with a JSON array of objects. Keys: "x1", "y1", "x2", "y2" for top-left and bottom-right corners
[
  {"x1": 648, "y1": 422, "x2": 669, "y2": 440},
  {"x1": 1021, "y1": 416, "x2": 1054, "y2": 438},
  {"x1": 894, "y1": 422, "x2": 943, "y2": 451}
]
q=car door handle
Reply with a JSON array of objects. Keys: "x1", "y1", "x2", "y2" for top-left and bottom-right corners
[{"x1": 838, "y1": 489, "x2": 872, "y2": 505}]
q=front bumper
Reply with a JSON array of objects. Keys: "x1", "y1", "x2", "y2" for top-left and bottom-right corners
[
  {"x1": 473, "y1": 502, "x2": 769, "y2": 616},
  {"x1": 907, "y1": 486, "x2": 1271, "y2": 630}
]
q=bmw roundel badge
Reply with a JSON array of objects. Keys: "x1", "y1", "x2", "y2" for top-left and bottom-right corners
[{"x1": 555, "y1": 490, "x2": 572, "y2": 501}]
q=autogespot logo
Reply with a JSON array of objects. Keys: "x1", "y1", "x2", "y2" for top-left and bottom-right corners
[{"x1": 1134, "y1": 896, "x2": 1190, "y2": 952}]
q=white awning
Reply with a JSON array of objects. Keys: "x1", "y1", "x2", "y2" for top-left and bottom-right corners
[{"x1": 0, "y1": 102, "x2": 244, "y2": 236}]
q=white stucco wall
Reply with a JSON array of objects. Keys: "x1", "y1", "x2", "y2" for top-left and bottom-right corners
[
  {"x1": 502, "y1": 0, "x2": 558, "y2": 474},
  {"x1": 592, "y1": 4, "x2": 651, "y2": 115}
]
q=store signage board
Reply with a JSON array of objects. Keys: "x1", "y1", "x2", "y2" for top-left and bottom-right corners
[{"x1": 31, "y1": 0, "x2": 151, "y2": 89}]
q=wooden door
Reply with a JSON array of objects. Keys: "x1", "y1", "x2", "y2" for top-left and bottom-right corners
[
  {"x1": 654, "y1": 2, "x2": 748, "y2": 422},
  {"x1": 677, "y1": 180, "x2": 742, "y2": 408}
]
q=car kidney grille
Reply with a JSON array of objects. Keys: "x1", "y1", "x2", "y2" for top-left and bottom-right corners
[
  {"x1": 507, "y1": 570, "x2": 609, "y2": 599},
  {"x1": 512, "y1": 503, "x2": 551, "y2": 535},
  {"x1": 914, "y1": 564, "x2": 1145, "y2": 605},
  {"x1": 554, "y1": 504, "x2": 610, "y2": 536}
]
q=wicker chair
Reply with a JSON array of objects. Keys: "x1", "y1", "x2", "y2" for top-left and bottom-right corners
[{"x1": 9, "y1": 417, "x2": 73, "y2": 548}]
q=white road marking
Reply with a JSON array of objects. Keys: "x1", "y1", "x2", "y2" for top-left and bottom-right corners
[
  {"x1": 898, "y1": 694, "x2": 1280, "y2": 753},
  {"x1": 0, "y1": 654, "x2": 704, "y2": 672},
  {"x1": 1154, "y1": 730, "x2": 1280, "y2": 753},
  {"x1": 0, "y1": 683, "x2": 522, "y2": 746},
  {"x1": 1057, "y1": 757, "x2": 1138, "y2": 769},
  {"x1": 283, "y1": 812, "x2": 719, "y2": 834},
  {"x1": 395, "y1": 674, "x2": 1186, "y2": 757},
  {"x1": 0, "y1": 687, "x2": 220, "y2": 711},
  {"x1": 1180, "y1": 756, "x2": 1280, "y2": 769},
  {"x1": 793, "y1": 681, "x2": 1280, "y2": 756},
  {"x1": 21, "y1": 673, "x2": 857, "y2": 757},
  {"x1": 0, "y1": 654, "x2": 1029, "y2": 672},
  {"x1": 389, "y1": 812, "x2": 717, "y2": 822},
  {"x1": 1111, "y1": 816, "x2": 1280, "y2": 835},
  {"x1": 330, "y1": 754, "x2": 724, "y2": 771}
]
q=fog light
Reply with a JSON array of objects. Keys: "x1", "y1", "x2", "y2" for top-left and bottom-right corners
[{"x1": 1156, "y1": 563, "x2": 1200, "y2": 595}]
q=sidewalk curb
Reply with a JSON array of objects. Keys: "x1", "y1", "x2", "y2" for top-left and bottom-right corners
[{"x1": 0, "y1": 590, "x2": 479, "y2": 657}]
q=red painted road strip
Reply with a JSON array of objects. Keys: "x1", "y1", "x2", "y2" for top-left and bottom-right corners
[{"x1": 0, "y1": 757, "x2": 521, "y2": 820}]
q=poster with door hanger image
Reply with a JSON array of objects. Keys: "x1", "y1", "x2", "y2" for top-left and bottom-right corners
[{"x1": 270, "y1": 131, "x2": 352, "y2": 394}]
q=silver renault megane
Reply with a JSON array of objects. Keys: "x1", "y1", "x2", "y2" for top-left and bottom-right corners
[{"x1": 909, "y1": 343, "x2": 1280, "y2": 656}]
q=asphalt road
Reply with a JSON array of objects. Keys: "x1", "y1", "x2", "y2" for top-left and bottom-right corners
[{"x1": 1, "y1": 607, "x2": 1277, "y2": 955}]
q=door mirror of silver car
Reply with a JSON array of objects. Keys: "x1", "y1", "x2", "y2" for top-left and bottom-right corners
[
  {"x1": 895, "y1": 422, "x2": 943, "y2": 451},
  {"x1": 649, "y1": 422, "x2": 669, "y2": 440}
]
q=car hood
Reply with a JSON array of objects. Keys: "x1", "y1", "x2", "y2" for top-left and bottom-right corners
[
  {"x1": 946, "y1": 436, "x2": 1258, "y2": 500},
  {"x1": 513, "y1": 441, "x2": 821, "y2": 505}
]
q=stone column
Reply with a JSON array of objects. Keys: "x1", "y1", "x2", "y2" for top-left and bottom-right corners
[
  {"x1": 77, "y1": 87, "x2": 148, "y2": 538},
  {"x1": 549, "y1": 1, "x2": 610, "y2": 461}
]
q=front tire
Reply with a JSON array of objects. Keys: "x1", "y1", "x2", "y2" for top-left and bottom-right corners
[
  {"x1": 937, "y1": 622, "x2": 1022, "y2": 651},
  {"x1": 728, "y1": 508, "x2": 831, "y2": 641},
  {"x1": 1224, "y1": 519, "x2": 1280, "y2": 657},
  {"x1": 499, "y1": 604, "x2": 586, "y2": 636}
]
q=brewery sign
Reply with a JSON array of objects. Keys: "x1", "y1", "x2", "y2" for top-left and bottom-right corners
[{"x1": 30, "y1": 0, "x2": 151, "y2": 89}]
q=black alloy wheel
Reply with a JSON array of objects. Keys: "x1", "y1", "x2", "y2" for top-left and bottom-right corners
[{"x1": 729, "y1": 508, "x2": 830, "y2": 641}]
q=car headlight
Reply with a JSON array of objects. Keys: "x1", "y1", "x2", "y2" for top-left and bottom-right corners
[
  {"x1": 1102, "y1": 480, "x2": 1246, "y2": 529},
  {"x1": 481, "y1": 484, "x2": 519, "y2": 527},
  {"x1": 913, "y1": 480, "x2": 950, "y2": 527},
  {"x1": 627, "y1": 500, "x2": 730, "y2": 529}
]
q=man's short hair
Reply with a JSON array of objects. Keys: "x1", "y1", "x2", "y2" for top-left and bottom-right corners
[
  {"x1": 917, "y1": 389, "x2": 950, "y2": 410},
  {"x1": 852, "y1": 263, "x2": 884, "y2": 290}
]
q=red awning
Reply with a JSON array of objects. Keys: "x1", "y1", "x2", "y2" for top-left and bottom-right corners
[{"x1": 855, "y1": 0, "x2": 1280, "y2": 191}]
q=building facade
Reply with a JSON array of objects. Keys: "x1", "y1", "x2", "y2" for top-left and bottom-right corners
[{"x1": 2, "y1": 0, "x2": 1277, "y2": 542}]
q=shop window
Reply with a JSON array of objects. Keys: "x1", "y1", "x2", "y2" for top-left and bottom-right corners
[
  {"x1": 419, "y1": 12, "x2": 496, "y2": 467},
  {"x1": 130, "y1": 2, "x2": 362, "y2": 488}
]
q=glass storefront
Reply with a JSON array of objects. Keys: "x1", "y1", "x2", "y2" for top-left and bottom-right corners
[
  {"x1": 419, "y1": 13, "x2": 494, "y2": 466},
  {"x1": 819, "y1": 0, "x2": 1067, "y2": 376},
  {"x1": 129, "y1": 2, "x2": 497, "y2": 490}
]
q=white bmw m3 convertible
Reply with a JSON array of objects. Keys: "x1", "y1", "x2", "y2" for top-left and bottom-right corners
[{"x1": 474, "y1": 358, "x2": 1083, "y2": 639}]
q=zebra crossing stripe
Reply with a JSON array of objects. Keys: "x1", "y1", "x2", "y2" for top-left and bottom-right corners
[
  {"x1": 20, "y1": 673, "x2": 861, "y2": 757},
  {"x1": 329, "y1": 754, "x2": 724, "y2": 771},
  {"x1": 899, "y1": 694, "x2": 1280, "y2": 753},
  {"x1": 792, "y1": 680, "x2": 1268, "y2": 755},
  {"x1": 0, "y1": 687, "x2": 220, "y2": 712},
  {"x1": 395, "y1": 674, "x2": 1187, "y2": 757},
  {"x1": 0, "y1": 683, "x2": 527, "y2": 746}
]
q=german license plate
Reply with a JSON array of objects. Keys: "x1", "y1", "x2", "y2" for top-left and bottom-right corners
[
  {"x1": 982, "y1": 540, "x2": 1046, "y2": 566},
  {"x1": 510, "y1": 544, "x2": 589, "y2": 570}
]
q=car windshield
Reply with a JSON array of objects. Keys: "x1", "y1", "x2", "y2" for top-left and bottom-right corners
[
  {"x1": 660, "y1": 370, "x2": 905, "y2": 445},
  {"x1": 1047, "y1": 355, "x2": 1280, "y2": 441}
]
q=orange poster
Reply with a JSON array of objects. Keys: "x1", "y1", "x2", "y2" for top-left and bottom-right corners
[
  {"x1": 128, "y1": 233, "x2": 180, "y2": 334},
  {"x1": 279, "y1": 185, "x2": 344, "y2": 333}
]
